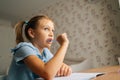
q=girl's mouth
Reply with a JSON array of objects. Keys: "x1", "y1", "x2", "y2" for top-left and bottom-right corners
[{"x1": 46, "y1": 38, "x2": 54, "y2": 43}]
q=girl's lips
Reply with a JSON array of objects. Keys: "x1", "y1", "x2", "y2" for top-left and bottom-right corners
[{"x1": 46, "y1": 38, "x2": 54, "y2": 43}]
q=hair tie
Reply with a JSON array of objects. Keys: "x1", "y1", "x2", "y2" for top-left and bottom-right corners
[
  {"x1": 22, "y1": 21, "x2": 29, "y2": 42},
  {"x1": 25, "y1": 21, "x2": 28, "y2": 25}
]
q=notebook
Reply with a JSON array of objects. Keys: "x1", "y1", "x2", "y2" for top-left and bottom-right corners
[{"x1": 35, "y1": 72, "x2": 104, "y2": 80}]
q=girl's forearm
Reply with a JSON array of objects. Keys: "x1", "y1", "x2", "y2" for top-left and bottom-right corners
[{"x1": 44, "y1": 43, "x2": 68, "y2": 79}]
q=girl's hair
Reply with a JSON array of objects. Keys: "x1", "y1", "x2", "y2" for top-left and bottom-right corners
[{"x1": 15, "y1": 15, "x2": 53, "y2": 44}]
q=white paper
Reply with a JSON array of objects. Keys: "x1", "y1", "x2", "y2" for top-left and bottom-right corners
[
  {"x1": 54, "y1": 73, "x2": 102, "y2": 80},
  {"x1": 35, "y1": 72, "x2": 103, "y2": 80}
]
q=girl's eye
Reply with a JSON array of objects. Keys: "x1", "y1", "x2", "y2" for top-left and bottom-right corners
[
  {"x1": 52, "y1": 29, "x2": 55, "y2": 32},
  {"x1": 44, "y1": 28, "x2": 49, "y2": 31}
]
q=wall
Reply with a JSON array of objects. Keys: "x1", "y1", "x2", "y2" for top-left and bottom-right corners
[
  {"x1": 0, "y1": 0, "x2": 120, "y2": 75},
  {"x1": 0, "y1": 19, "x2": 15, "y2": 74},
  {"x1": 37, "y1": 0, "x2": 120, "y2": 68}
]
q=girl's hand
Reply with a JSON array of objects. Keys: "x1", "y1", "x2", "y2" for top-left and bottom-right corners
[
  {"x1": 56, "y1": 33, "x2": 69, "y2": 46},
  {"x1": 56, "y1": 63, "x2": 72, "y2": 77}
]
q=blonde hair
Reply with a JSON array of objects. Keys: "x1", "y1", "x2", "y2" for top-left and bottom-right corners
[{"x1": 14, "y1": 15, "x2": 53, "y2": 44}]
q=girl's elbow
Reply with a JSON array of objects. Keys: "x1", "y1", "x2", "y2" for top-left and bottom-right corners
[{"x1": 40, "y1": 72, "x2": 54, "y2": 80}]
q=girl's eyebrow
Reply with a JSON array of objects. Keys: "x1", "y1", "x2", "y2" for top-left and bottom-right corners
[
  {"x1": 44, "y1": 25, "x2": 55, "y2": 30},
  {"x1": 44, "y1": 25, "x2": 50, "y2": 27}
]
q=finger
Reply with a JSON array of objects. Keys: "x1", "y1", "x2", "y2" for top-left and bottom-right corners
[
  {"x1": 62, "y1": 33, "x2": 68, "y2": 38},
  {"x1": 67, "y1": 67, "x2": 72, "y2": 76},
  {"x1": 60, "y1": 64, "x2": 65, "y2": 76},
  {"x1": 64, "y1": 66, "x2": 72, "y2": 76},
  {"x1": 63, "y1": 66, "x2": 68, "y2": 76},
  {"x1": 56, "y1": 70, "x2": 60, "y2": 77},
  {"x1": 56, "y1": 70, "x2": 59, "y2": 76},
  {"x1": 64, "y1": 67, "x2": 69, "y2": 76}
]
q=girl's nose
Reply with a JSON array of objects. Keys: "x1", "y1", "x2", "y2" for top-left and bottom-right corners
[{"x1": 49, "y1": 31, "x2": 54, "y2": 37}]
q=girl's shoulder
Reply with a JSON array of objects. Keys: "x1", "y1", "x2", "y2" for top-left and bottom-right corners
[
  {"x1": 17, "y1": 42, "x2": 34, "y2": 48},
  {"x1": 11, "y1": 42, "x2": 36, "y2": 53}
]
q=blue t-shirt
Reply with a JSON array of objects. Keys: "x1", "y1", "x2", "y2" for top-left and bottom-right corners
[{"x1": 7, "y1": 42, "x2": 53, "y2": 80}]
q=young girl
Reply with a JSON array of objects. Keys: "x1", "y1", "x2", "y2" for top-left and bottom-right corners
[{"x1": 7, "y1": 15, "x2": 72, "y2": 80}]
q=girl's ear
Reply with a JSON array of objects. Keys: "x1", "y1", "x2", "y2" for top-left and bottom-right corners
[{"x1": 28, "y1": 28, "x2": 35, "y2": 39}]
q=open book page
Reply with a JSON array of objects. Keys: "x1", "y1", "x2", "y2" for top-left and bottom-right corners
[
  {"x1": 53, "y1": 73, "x2": 103, "y2": 80},
  {"x1": 35, "y1": 72, "x2": 104, "y2": 80}
]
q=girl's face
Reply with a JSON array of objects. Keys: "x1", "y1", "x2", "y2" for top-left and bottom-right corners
[{"x1": 32, "y1": 19, "x2": 55, "y2": 49}]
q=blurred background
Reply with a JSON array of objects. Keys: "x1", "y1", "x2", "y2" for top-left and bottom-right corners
[{"x1": 0, "y1": 0, "x2": 120, "y2": 75}]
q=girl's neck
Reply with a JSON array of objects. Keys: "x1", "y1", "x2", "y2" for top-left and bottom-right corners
[{"x1": 31, "y1": 42, "x2": 44, "y2": 54}]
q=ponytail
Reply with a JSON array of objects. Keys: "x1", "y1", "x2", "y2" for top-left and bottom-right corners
[{"x1": 14, "y1": 21, "x2": 25, "y2": 44}]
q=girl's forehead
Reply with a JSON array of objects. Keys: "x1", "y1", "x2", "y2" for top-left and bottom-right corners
[{"x1": 38, "y1": 19, "x2": 54, "y2": 28}]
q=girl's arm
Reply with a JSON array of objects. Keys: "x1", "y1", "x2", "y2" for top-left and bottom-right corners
[{"x1": 24, "y1": 33, "x2": 69, "y2": 80}]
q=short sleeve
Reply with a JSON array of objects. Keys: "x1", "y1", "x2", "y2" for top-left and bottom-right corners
[
  {"x1": 11, "y1": 42, "x2": 37, "y2": 63},
  {"x1": 14, "y1": 46, "x2": 36, "y2": 63}
]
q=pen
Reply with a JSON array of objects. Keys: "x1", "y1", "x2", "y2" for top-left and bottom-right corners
[{"x1": 96, "y1": 73, "x2": 104, "y2": 77}]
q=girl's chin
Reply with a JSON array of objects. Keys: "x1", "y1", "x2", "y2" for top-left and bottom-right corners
[{"x1": 45, "y1": 44, "x2": 51, "y2": 49}]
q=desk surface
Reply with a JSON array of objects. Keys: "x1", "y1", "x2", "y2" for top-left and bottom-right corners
[{"x1": 83, "y1": 65, "x2": 120, "y2": 80}]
